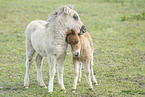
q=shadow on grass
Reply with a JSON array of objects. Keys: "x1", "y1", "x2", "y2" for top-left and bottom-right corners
[{"x1": 122, "y1": 89, "x2": 145, "y2": 95}]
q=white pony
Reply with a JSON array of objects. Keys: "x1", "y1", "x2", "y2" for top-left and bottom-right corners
[{"x1": 24, "y1": 6, "x2": 86, "y2": 93}]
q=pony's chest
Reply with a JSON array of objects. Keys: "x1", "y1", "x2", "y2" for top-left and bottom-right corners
[
  {"x1": 45, "y1": 33, "x2": 68, "y2": 56},
  {"x1": 52, "y1": 40, "x2": 68, "y2": 56}
]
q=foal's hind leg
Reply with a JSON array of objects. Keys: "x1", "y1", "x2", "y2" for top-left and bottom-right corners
[
  {"x1": 84, "y1": 60, "x2": 93, "y2": 90},
  {"x1": 90, "y1": 53, "x2": 98, "y2": 85},
  {"x1": 35, "y1": 54, "x2": 47, "y2": 88},
  {"x1": 24, "y1": 46, "x2": 35, "y2": 88}
]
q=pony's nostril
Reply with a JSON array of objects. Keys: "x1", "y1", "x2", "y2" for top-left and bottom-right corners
[
  {"x1": 79, "y1": 25, "x2": 87, "y2": 35},
  {"x1": 75, "y1": 52, "x2": 79, "y2": 56}
]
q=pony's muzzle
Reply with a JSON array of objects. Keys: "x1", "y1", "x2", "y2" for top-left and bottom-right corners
[{"x1": 79, "y1": 25, "x2": 87, "y2": 35}]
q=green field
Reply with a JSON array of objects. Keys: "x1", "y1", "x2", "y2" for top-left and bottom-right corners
[{"x1": 0, "y1": 0, "x2": 145, "y2": 96}]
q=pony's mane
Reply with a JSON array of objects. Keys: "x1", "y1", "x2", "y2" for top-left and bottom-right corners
[{"x1": 46, "y1": 5, "x2": 74, "y2": 27}]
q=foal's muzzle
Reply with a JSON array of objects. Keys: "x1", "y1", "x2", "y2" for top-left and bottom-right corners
[{"x1": 79, "y1": 25, "x2": 87, "y2": 35}]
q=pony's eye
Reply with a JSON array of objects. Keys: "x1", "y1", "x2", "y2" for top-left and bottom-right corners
[{"x1": 73, "y1": 14, "x2": 78, "y2": 21}]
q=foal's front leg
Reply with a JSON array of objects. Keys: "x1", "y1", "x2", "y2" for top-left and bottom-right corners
[
  {"x1": 78, "y1": 62, "x2": 82, "y2": 83},
  {"x1": 72, "y1": 59, "x2": 80, "y2": 93},
  {"x1": 47, "y1": 55, "x2": 56, "y2": 93},
  {"x1": 84, "y1": 60, "x2": 93, "y2": 90}
]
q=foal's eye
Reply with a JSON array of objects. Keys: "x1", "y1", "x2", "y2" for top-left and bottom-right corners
[
  {"x1": 73, "y1": 14, "x2": 78, "y2": 21},
  {"x1": 76, "y1": 41, "x2": 79, "y2": 44}
]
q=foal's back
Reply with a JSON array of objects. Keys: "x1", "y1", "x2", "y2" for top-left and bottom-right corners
[{"x1": 79, "y1": 32, "x2": 94, "y2": 60}]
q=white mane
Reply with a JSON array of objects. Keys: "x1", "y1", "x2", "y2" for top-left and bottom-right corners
[{"x1": 46, "y1": 5, "x2": 74, "y2": 27}]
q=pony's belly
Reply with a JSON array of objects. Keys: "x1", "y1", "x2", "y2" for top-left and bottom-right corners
[
  {"x1": 33, "y1": 42, "x2": 68, "y2": 57},
  {"x1": 32, "y1": 43, "x2": 47, "y2": 56}
]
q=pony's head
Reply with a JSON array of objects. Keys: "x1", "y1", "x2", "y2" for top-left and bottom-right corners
[
  {"x1": 66, "y1": 29, "x2": 81, "y2": 57},
  {"x1": 48, "y1": 6, "x2": 86, "y2": 34}
]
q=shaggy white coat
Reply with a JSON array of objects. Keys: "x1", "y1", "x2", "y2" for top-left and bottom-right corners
[{"x1": 24, "y1": 6, "x2": 84, "y2": 93}]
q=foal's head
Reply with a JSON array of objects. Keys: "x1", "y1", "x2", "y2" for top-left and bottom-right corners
[{"x1": 66, "y1": 29, "x2": 81, "y2": 57}]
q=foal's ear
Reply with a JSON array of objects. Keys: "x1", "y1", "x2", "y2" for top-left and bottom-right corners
[
  {"x1": 71, "y1": 29, "x2": 76, "y2": 34},
  {"x1": 66, "y1": 29, "x2": 75, "y2": 35},
  {"x1": 64, "y1": 7, "x2": 70, "y2": 14},
  {"x1": 66, "y1": 30, "x2": 71, "y2": 42},
  {"x1": 66, "y1": 30, "x2": 71, "y2": 35}
]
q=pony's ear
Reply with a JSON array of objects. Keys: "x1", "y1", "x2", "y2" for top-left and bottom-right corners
[
  {"x1": 68, "y1": 5, "x2": 74, "y2": 9},
  {"x1": 64, "y1": 7, "x2": 70, "y2": 14}
]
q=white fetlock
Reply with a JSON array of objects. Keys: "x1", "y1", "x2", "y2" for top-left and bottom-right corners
[
  {"x1": 89, "y1": 88, "x2": 93, "y2": 90},
  {"x1": 48, "y1": 91, "x2": 52, "y2": 94}
]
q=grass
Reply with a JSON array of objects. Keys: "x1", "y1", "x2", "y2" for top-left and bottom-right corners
[
  {"x1": 0, "y1": 0, "x2": 145, "y2": 96},
  {"x1": 121, "y1": 11, "x2": 145, "y2": 21}
]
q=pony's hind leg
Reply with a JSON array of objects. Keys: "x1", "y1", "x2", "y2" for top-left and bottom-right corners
[
  {"x1": 35, "y1": 54, "x2": 47, "y2": 88},
  {"x1": 24, "y1": 47, "x2": 35, "y2": 88}
]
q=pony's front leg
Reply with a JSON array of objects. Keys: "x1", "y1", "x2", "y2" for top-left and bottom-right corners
[
  {"x1": 72, "y1": 59, "x2": 79, "y2": 93},
  {"x1": 57, "y1": 55, "x2": 66, "y2": 91},
  {"x1": 47, "y1": 55, "x2": 56, "y2": 93}
]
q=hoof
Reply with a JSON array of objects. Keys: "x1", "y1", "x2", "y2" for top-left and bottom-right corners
[
  {"x1": 40, "y1": 84, "x2": 47, "y2": 88},
  {"x1": 94, "y1": 82, "x2": 98, "y2": 85},
  {"x1": 61, "y1": 88, "x2": 66, "y2": 91},
  {"x1": 25, "y1": 86, "x2": 29, "y2": 88},
  {"x1": 95, "y1": 83, "x2": 98, "y2": 85},
  {"x1": 77, "y1": 80, "x2": 81, "y2": 83},
  {"x1": 63, "y1": 91, "x2": 66, "y2": 93},
  {"x1": 77, "y1": 81, "x2": 81, "y2": 83},
  {"x1": 72, "y1": 91, "x2": 75, "y2": 93},
  {"x1": 89, "y1": 88, "x2": 93, "y2": 90},
  {"x1": 48, "y1": 91, "x2": 52, "y2": 94},
  {"x1": 72, "y1": 89, "x2": 76, "y2": 93},
  {"x1": 44, "y1": 86, "x2": 47, "y2": 88}
]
